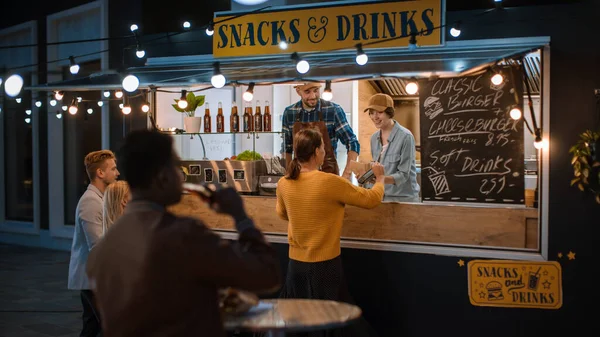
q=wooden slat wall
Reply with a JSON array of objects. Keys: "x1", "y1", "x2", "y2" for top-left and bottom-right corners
[{"x1": 168, "y1": 195, "x2": 539, "y2": 249}]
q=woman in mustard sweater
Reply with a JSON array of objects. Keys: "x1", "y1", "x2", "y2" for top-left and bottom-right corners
[{"x1": 276, "y1": 128, "x2": 384, "y2": 336}]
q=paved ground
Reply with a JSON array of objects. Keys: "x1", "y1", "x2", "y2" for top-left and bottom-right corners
[{"x1": 0, "y1": 244, "x2": 81, "y2": 337}]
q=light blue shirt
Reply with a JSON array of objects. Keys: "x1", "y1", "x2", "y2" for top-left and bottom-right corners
[
  {"x1": 369, "y1": 122, "x2": 420, "y2": 202},
  {"x1": 68, "y1": 184, "x2": 104, "y2": 289}
]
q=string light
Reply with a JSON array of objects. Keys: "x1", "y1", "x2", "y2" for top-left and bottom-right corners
[
  {"x1": 211, "y1": 62, "x2": 226, "y2": 88},
  {"x1": 183, "y1": 21, "x2": 191, "y2": 29},
  {"x1": 56, "y1": 111, "x2": 62, "y2": 119},
  {"x1": 115, "y1": 90, "x2": 124, "y2": 98},
  {"x1": 450, "y1": 21, "x2": 461, "y2": 37},
  {"x1": 279, "y1": 40, "x2": 288, "y2": 50},
  {"x1": 4, "y1": 74, "x2": 24, "y2": 97},
  {"x1": 355, "y1": 44, "x2": 368, "y2": 66},
  {"x1": 291, "y1": 52, "x2": 309, "y2": 74},
  {"x1": 405, "y1": 78, "x2": 419, "y2": 95},
  {"x1": 178, "y1": 90, "x2": 188, "y2": 109},
  {"x1": 25, "y1": 109, "x2": 32, "y2": 115},
  {"x1": 122, "y1": 74, "x2": 140, "y2": 92},
  {"x1": 408, "y1": 33, "x2": 418, "y2": 51},
  {"x1": 322, "y1": 80, "x2": 333, "y2": 101},
  {"x1": 15, "y1": 98, "x2": 22, "y2": 103},
  {"x1": 122, "y1": 95, "x2": 131, "y2": 114},
  {"x1": 35, "y1": 101, "x2": 42, "y2": 107},
  {"x1": 69, "y1": 56, "x2": 80, "y2": 75},
  {"x1": 243, "y1": 82, "x2": 255, "y2": 102},
  {"x1": 491, "y1": 72, "x2": 504, "y2": 85},
  {"x1": 97, "y1": 101, "x2": 104, "y2": 107},
  {"x1": 103, "y1": 91, "x2": 110, "y2": 98},
  {"x1": 206, "y1": 22, "x2": 214, "y2": 36},
  {"x1": 136, "y1": 44, "x2": 146, "y2": 58},
  {"x1": 87, "y1": 108, "x2": 94, "y2": 114},
  {"x1": 25, "y1": 118, "x2": 31, "y2": 124},
  {"x1": 68, "y1": 98, "x2": 78, "y2": 115},
  {"x1": 142, "y1": 102, "x2": 150, "y2": 113},
  {"x1": 55, "y1": 91, "x2": 64, "y2": 100},
  {"x1": 509, "y1": 106, "x2": 522, "y2": 120},
  {"x1": 130, "y1": 24, "x2": 139, "y2": 32},
  {"x1": 61, "y1": 105, "x2": 68, "y2": 111},
  {"x1": 49, "y1": 99, "x2": 57, "y2": 106}
]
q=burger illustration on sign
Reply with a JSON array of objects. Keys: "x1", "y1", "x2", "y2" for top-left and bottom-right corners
[
  {"x1": 486, "y1": 281, "x2": 504, "y2": 301},
  {"x1": 423, "y1": 96, "x2": 444, "y2": 120}
]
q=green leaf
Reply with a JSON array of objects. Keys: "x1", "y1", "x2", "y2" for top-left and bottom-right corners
[
  {"x1": 172, "y1": 104, "x2": 184, "y2": 112},
  {"x1": 196, "y1": 95, "x2": 205, "y2": 108},
  {"x1": 570, "y1": 177, "x2": 580, "y2": 186}
]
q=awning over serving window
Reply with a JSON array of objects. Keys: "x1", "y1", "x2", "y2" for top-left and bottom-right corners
[{"x1": 27, "y1": 36, "x2": 549, "y2": 92}]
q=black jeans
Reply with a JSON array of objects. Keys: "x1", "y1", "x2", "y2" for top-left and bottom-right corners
[{"x1": 80, "y1": 290, "x2": 101, "y2": 337}]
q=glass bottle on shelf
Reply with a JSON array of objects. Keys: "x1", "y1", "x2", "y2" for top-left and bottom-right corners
[
  {"x1": 254, "y1": 100, "x2": 263, "y2": 132},
  {"x1": 204, "y1": 102, "x2": 211, "y2": 133},
  {"x1": 243, "y1": 102, "x2": 253, "y2": 132},
  {"x1": 216, "y1": 101, "x2": 224, "y2": 133},
  {"x1": 230, "y1": 101, "x2": 239, "y2": 133},
  {"x1": 263, "y1": 100, "x2": 272, "y2": 132}
]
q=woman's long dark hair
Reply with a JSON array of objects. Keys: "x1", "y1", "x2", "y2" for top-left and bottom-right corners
[{"x1": 286, "y1": 128, "x2": 323, "y2": 180}]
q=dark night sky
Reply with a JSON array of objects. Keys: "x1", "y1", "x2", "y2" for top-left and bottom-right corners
[{"x1": 0, "y1": 0, "x2": 583, "y2": 32}]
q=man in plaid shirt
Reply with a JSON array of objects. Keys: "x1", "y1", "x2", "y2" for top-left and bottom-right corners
[{"x1": 283, "y1": 82, "x2": 360, "y2": 180}]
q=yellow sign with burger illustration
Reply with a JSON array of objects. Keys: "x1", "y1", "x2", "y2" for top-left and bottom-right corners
[{"x1": 468, "y1": 260, "x2": 562, "y2": 309}]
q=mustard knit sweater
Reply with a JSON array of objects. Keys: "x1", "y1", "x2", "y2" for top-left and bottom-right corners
[{"x1": 276, "y1": 170, "x2": 384, "y2": 262}]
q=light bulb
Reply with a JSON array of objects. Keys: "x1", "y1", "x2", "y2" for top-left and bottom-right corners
[
  {"x1": 510, "y1": 107, "x2": 522, "y2": 120},
  {"x1": 119, "y1": 103, "x2": 124, "y2": 109},
  {"x1": 77, "y1": 97, "x2": 82, "y2": 102},
  {"x1": 62, "y1": 106, "x2": 68, "y2": 111},
  {"x1": 122, "y1": 106, "x2": 131, "y2": 115},
  {"x1": 356, "y1": 53, "x2": 368, "y2": 66},
  {"x1": 322, "y1": 91, "x2": 333, "y2": 101},
  {"x1": 70, "y1": 64, "x2": 80, "y2": 75},
  {"x1": 25, "y1": 109, "x2": 32, "y2": 115},
  {"x1": 115, "y1": 91, "x2": 123, "y2": 98},
  {"x1": 68, "y1": 106, "x2": 78, "y2": 115},
  {"x1": 50, "y1": 99, "x2": 57, "y2": 106},
  {"x1": 279, "y1": 40, "x2": 288, "y2": 50},
  {"x1": 25, "y1": 118, "x2": 31, "y2": 124},
  {"x1": 243, "y1": 91, "x2": 254, "y2": 102},
  {"x1": 130, "y1": 24, "x2": 139, "y2": 32},
  {"x1": 35, "y1": 101, "x2": 42, "y2": 107},
  {"x1": 491, "y1": 73, "x2": 503, "y2": 85},
  {"x1": 4, "y1": 74, "x2": 24, "y2": 97},
  {"x1": 142, "y1": 104, "x2": 150, "y2": 113},
  {"x1": 405, "y1": 82, "x2": 419, "y2": 95},
  {"x1": 55, "y1": 91, "x2": 64, "y2": 100},
  {"x1": 183, "y1": 21, "x2": 191, "y2": 29},
  {"x1": 103, "y1": 91, "x2": 110, "y2": 98},
  {"x1": 16, "y1": 98, "x2": 22, "y2": 103},
  {"x1": 534, "y1": 138, "x2": 544, "y2": 149},
  {"x1": 211, "y1": 74, "x2": 226, "y2": 88},
  {"x1": 450, "y1": 28, "x2": 461, "y2": 37},
  {"x1": 136, "y1": 50, "x2": 145, "y2": 58},
  {"x1": 206, "y1": 28, "x2": 214, "y2": 36},
  {"x1": 296, "y1": 60, "x2": 310, "y2": 74},
  {"x1": 122, "y1": 75, "x2": 139, "y2": 92},
  {"x1": 178, "y1": 99, "x2": 188, "y2": 109},
  {"x1": 97, "y1": 101, "x2": 104, "y2": 107},
  {"x1": 87, "y1": 108, "x2": 93, "y2": 114},
  {"x1": 56, "y1": 113, "x2": 62, "y2": 119}
]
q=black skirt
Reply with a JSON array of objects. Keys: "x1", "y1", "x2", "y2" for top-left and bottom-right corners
[{"x1": 279, "y1": 256, "x2": 378, "y2": 337}]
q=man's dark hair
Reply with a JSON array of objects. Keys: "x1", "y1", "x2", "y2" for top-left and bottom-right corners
[{"x1": 118, "y1": 129, "x2": 174, "y2": 189}]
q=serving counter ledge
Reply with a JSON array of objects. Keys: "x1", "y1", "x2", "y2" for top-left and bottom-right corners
[{"x1": 168, "y1": 194, "x2": 538, "y2": 250}]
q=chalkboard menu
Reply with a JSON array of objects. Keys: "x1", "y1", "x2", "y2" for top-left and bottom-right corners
[{"x1": 418, "y1": 70, "x2": 525, "y2": 204}]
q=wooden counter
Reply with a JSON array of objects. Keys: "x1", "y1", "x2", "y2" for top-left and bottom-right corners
[{"x1": 168, "y1": 195, "x2": 539, "y2": 249}]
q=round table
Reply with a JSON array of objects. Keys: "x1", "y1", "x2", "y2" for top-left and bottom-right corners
[{"x1": 224, "y1": 299, "x2": 362, "y2": 337}]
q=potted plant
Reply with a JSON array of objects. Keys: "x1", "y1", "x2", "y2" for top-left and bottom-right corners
[
  {"x1": 569, "y1": 129, "x2": 600, "y2": 204},
  {"x1": 172, "y1": 91, "x2": 205, "y2": 133}
]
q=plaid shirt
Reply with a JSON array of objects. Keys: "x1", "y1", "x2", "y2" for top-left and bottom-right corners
[{"x1": 282, "y1": 99, "x2": 360, "y2": 155}]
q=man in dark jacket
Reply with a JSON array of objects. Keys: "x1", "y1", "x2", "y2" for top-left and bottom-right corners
[{"x1": 86, "y1": 129, "x2": 281, "y2": 337}]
